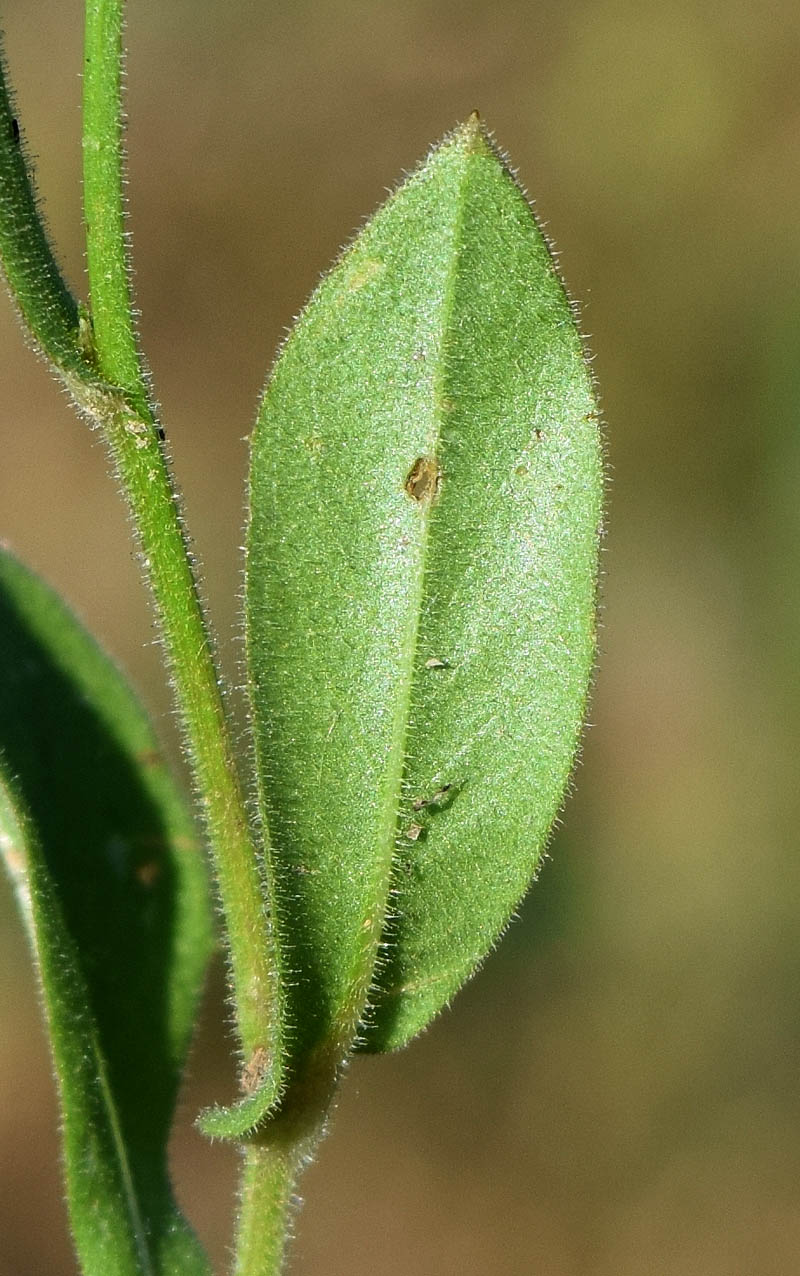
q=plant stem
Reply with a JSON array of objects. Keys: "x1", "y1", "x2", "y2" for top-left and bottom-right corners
[
  {"x1": 235, "y1": 1145, "x2": 296, "y2": 1276},
  {"x1": 0, "y1": 9, "x2": 281, "y2": 1071},
  {"x1": 83, "y1": 0, "x2": 146, "y2": 407},
  {"x1": 232, "y1": 1047, "x2": 340, "y2": 1274},
  {"x1": 79, "y1": 0, "x2": 282, "y2": 1068},
  {"x1": 2, "y1": 0, "x2": 290, "y2": 1240}
]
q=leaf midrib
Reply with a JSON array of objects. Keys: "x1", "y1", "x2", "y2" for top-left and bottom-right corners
[{"x1": 337, "y1": 136, "x2": 480, "y2": 1052}]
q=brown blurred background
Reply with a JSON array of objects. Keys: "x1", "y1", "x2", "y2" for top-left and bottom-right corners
[{"x1": 2, "y1": 1, "x2": 799, "y2": 1272}]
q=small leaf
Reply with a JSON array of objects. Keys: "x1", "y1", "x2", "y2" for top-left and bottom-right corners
[
  {"x1": 246, "y1": 116, "x2": 601, "y2": 1079},
  {"x1": 195, "y1": 1069, "x2": 283, "y2": 1142},
  {"x1": 0, "y1": 548, "x2": 213, "y2": 1275}
]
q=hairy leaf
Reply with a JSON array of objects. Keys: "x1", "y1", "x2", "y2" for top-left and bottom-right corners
[
  {"x1": 0, "y1": 548, "x2": 213, "y2": 1275},
  {"x1": 246, "y1": 116, "x2": 601, "y2": 1077}
]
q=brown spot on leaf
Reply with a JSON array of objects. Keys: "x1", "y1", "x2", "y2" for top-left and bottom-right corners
[
  {"x1": 240, "y1": 1046, "x2": 270, "y2": 1095},
  {"x1": 412, "y1": 783, "x2": 452, "y2": 812},
  {"x1": 404, "y1": 456, "x2": 440, "y2": 504}
]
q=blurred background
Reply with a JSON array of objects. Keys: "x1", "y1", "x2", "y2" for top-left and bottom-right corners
[{"x1": 1, "y1": 1, "x2": 799, "y2": 1272}]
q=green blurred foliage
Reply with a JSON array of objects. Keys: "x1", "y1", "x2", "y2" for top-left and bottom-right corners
[{"x1": 1, "y1": 1, "x2": 799, "y2": 1273}]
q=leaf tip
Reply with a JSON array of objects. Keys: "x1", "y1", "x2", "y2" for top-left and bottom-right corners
[{"x1": 454, "y1": 109, "x2": 492, "y2": 156}]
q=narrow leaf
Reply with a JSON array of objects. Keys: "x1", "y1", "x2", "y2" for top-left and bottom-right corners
[
  {"x1": 0, "y1": 548, "x2": 213, "y2": 1274},
  {"x1": 0, "y1": 38, "x2": 88, "y2": 378},
  {"x1": 246, "y1": 117, "x2": 602, "y2": 1079},
  {"x1": 196, "y1": 1070, "x2": 283, "y2": 1142}
]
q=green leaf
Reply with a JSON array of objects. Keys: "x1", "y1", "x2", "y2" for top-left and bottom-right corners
[
  {"x1": 0, "y1": 548, "x2": 213, "y2": 1275},
  {"x1": 196, "y1": 1072, "x2": 283, "y2": 1142},
  {"x1": 0, "y1": 39, "x2": 89, "y2": 379},
  {"x1": 246, "y1": 116, "x2": 602, "y2": 1078}
]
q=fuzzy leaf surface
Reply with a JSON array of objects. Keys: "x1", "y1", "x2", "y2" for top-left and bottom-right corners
[
  {"x1": 246, "y1": 118, "x2": 602, "y2": 1069},
  {"x1": 0, "y1": 548, "x2": 213, "y2": 1274}
]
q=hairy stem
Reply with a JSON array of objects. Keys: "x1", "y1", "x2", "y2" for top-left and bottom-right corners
[
  {"x1": 83, "y1": 0, "x2": 147, "y2": 408},
  {"x1": 235, "y1": 1145, "x2": 297, "y2": 1276},
  {"x1": 78, "y1": 0, "x2": 281, "y2": 1067},
  {"x1": 0, "y1": 15, "x2": 282, "y2": 1070}
]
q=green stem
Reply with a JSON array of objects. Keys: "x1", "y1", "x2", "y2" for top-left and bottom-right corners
[
  {"x1": 79, "y1": 0, "x2": 281, "y2": 1068},
  {"x1": 98, "y1": 404, "x2": 280, "y2": 1063},
  {"x1": 232, "y1": 1049, "x2": 339, "y2": 1274},
  {"x1": 82, "y1": 0, "x2": 146, "y2": 408},
  {"x1": 0, "y1": 16, "x2": 281, "y2": 1070},
  {"x1": 235, "y1": 1146, "x2": 296, "y2": 1276}
]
